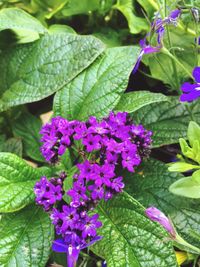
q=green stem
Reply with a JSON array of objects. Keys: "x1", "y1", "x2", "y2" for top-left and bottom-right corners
[
  {"x1": 176, "y1": 234, "x2": 200, "y2": 254},
  {"x1": 161, "y1": 47, "x2": 194, "y2": 79},
  {"x1": 163, "y1": 0, "x2": 180, "y2": 91}
]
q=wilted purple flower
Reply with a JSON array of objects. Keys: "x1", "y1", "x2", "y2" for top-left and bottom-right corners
[
  {"x1": 145, "y1": 207, "x2": 176, "y2": 238},
  {"x1": 133, "y1": 9, "x2": 181, "y2": 74},
  {"x1": 180, "y1": 67, "x2": 200, "y2": 102}
]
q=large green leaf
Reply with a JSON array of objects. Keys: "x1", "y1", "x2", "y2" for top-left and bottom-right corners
[
  {"x1": 0, "y1": 8, "x2": 47, "y2": 43},
  {"x1": 0, "y1": 152, "x2": 51, "y2": 213},
  {"x1": 124, "y1": 158, "x2": 200, "y2": 249},
  {"x1": 115, "y1": 91, "x2": 169, "y2": 113},
  {"x1": 113, "y1": 0, "x2": 148, "y2": 34},
  {"x1": 0, "y1": 33, "x2": 105, "y2": 112},
  {"x1": 12, "y1": 112, "x2": 44, "y2": 162},
  {"x1": 132, "y1": 97, "x2": 200, "y2": 147},
  {"x1": 93, "y1": 192, "x2": 178, "y2": 267},
  {"x1": 0, "y1": 205, "x2": 53, "y2": 267},
  {"x1": 53, "y1": 46, "x2": 139, "y2": 120}
]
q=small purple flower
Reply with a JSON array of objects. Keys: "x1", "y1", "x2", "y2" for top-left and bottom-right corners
[
  {"x1": 132, "y1": 38, "x2": 161, "y2": 74},
  {"x1": 73, "y1": 122, "x2": 88, "y2": 140},
  {"x1": 88, "y1": 184, "x2": 104, "y2": 200},
  {"x1": 82, "y1": 214, "x2": 102, "y2": 238},
  {"x1": 34, "y1": 176, "x2": 63, "y2": 211},
  {"x1": 105, "y1": 152, "x2": 118, "y2": 165},
  {"x1": 145, "y1": 207, "x2": 176, "y2": 238},
  {"x1": 180, "y1": 67, "x2": 200, "y2": 102},
  {"x1": 77, "y1": 160, "x2": 94, "y2": 180},
  {"x1": 133, "y1": 9, "x2": 181, "y2": 74},
  {"x1": 60, "y1": 205, "x2": 79, "y2": 231},
  {"x1": 111, "y1": 177, "x2": 124, "y2": 192},
  {"x1": 104, "y1": 138, "x2": 124, "y2": 154},
  {"x1": 67, "y1": 181, "x2": 88, "y2": 207},
  {"x1": 94, "y1": 163, "x2": 115, "y2": 186},
  {"x1": 168, "y1": 9, "x2": 181, "y2": 22},
  {"x1": 82, "y1": 134, "x2": 101, "y2": 152}
]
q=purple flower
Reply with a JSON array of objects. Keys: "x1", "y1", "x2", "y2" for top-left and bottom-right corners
[
  {"x1": 104, "y1": 138, "x2": 124, "y2": 154},
  {"x1": 94, "y1": 163, "x2": 115, "y2": 186},
  {"x1": 52, "y1": 236, "x2": 102, "y2": 267},
  {"x1": 77, "y1": 160, "x2": 94, "y2": 180},
  {"x1": 132, "y1": 38, "x2": 161, "y2": 74},
  {"x1": 36, "y1": 111, "x2": 153, "y2": 267},
  {"x1": 34, "y1": 176, "x2": 63, "y2": 211},
  {"x1": 133, "y1": 9, "x2": 181, "y2": 74},
  {"x1": 60, "y1": 205, "x2": 79, "y2": 231},
  {"x1": 82, "y1": 214, "x2": 102, "y2": 238},
  {"x1": 168, "y1": 9, "x2": 181, "y2": 22},
  {"x1": 155, "y1": 18, "x2": 165, "y2": 44},
  {"x1": 82, "y1": 134, "x2": 101, "y2": 152},
  {"x1": 122, "y1": 151, "x2": 141, "y2": 172},
  {"x1": 180, "y1": 67, "x2": 200, "y2": 102},
  {"x1": 67, "y1": 181, "x2": 88, "y2": 207},
  {"x1": 145, "y1": 207, "x2": 176, "y2": 238},
  {"x1": 88, "y1": 184, "x2": 104, "y2": 200},
  {"x1": 73, "y1": 122, "x2": 88, "y2": 140},
  {"x1": 111, "y1": 177, "x2": 124, "y2": 192},
  {"x1": 105, "y1": 152, "x2": 118, "y2": 165}
]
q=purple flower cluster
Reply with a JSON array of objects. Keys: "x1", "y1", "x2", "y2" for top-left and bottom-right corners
[
  {"x1": 133, "y1": 9, "x2": 181, "y2": 74},
  {"x1": 36, "y1": 112, "x2": 152, "y2": 266},
  {"x1": 34, "y1": 173, "x2": 65, "y2": 211}
]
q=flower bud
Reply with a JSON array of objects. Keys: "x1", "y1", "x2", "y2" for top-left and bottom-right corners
[{"x1": 145, "y1": 207, "x2": 176, "y2": 238}]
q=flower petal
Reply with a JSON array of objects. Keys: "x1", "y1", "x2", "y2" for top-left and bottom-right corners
[
  {"x1": 192, "y1": 66, "x2": 200, "y2": 83},
  {"x1": 180, "y1": 90, "x2": 200, "y2": 102},
  {"x1": 181, "y1": 82, "x2": 197, "y2": 93},
  {"x1": 52, "y1": 239, "x2": 67, "y2": 253}
]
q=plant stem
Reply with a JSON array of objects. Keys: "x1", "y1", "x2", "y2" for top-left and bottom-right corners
[
  {"x1": 161, "y1": 47, "x2": 194, "y2": 79},
  {"x1": 176, "y1": 234, "x2": 200, "y2": 254},
  {"x1": 163, "y1": 0, "x2": 180, "y2": 91}
]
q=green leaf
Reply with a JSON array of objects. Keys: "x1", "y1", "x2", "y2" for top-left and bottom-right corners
[
  {"x1": 49, "y1": 24, "x2": 76, "y2": 34},
  {"x1": 93, "y1": 192, "x2": 177, "y2": 267},
  {"x1": 63, "y1": 166, "x2": 78, "y2": 204},
  {"x1": 132, "y1": 97, "x2": 200, "y2": 147},
  {"x1": 168, "y1": 161, "x2": 200, "y2": 172},
  {"x1": 0, "y1": 138, "x2": 23, "y2": 157},
  {"x1": 169, "y1": 170, "x2": 200, "y2": 199},
  {"x1": 179, "y1": 138, "x2": 200, "y2": 164},
  {"x1": 124, "y1": 158, "x2": 200, "y2": 249},
  {"x1": 115, "y1": 91, "x2": 169, "y2": 113},
  {"x1": 187, "y1": 121, "x2": 200, "y2": 147},
  {"x1": 61, "y1": 0, "x2": 100, "y2": 17},
  {"x1": 0, "y1": 152, "x2": 51, "y2": 213},
  {"x1": 12, "y1": 112, "x2": 44, "y2": 162},
  {"x1": 0, "y1": 33, "x2": 105, "y2": 112},
  {"x1": 53, "y1": 46, "x2": 139, "y2": 120},
  {"x1": 113, "y1": 0, "x2": 149, "y2": 34},
  {"x1": 0, "y1": 8, "x2": 47, "y2": 43},
  {"x1": 0, "y1": 205, "x2": 54, "y2": 267}
]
